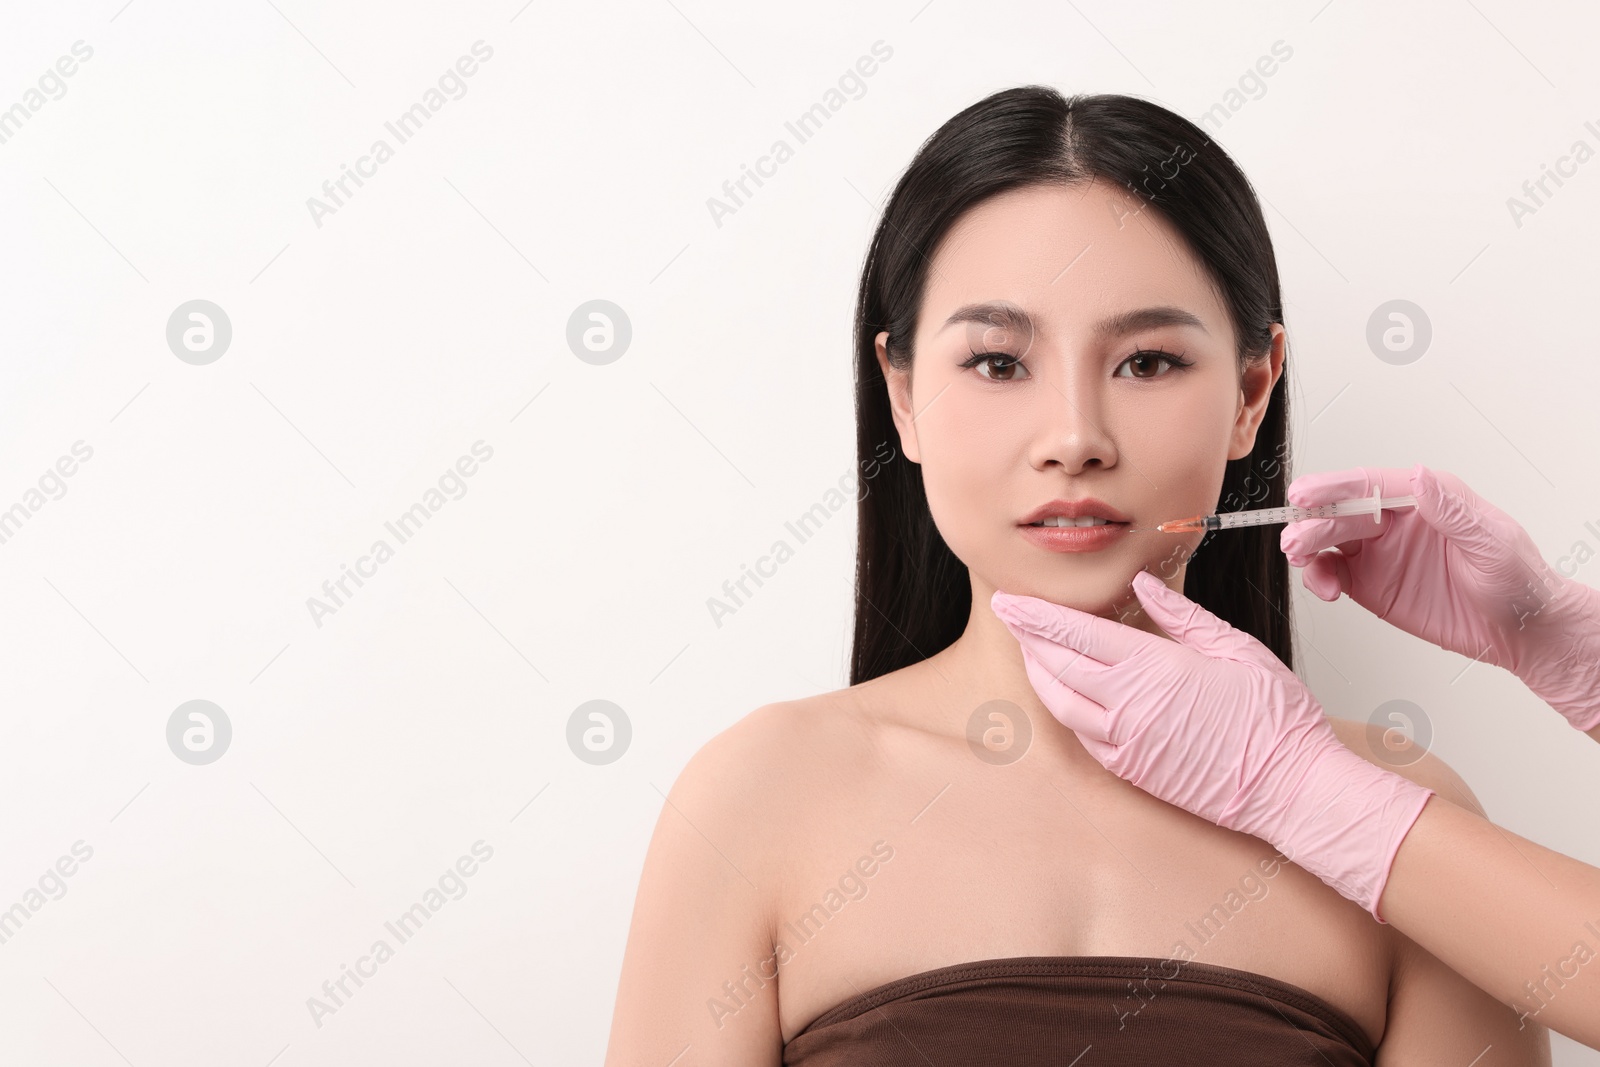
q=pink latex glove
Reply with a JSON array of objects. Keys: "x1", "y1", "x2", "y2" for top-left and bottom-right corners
[
  {"x1": 991, "y1": 571, "x2": 1434, "y2": 923},
  {"x1": 1281, "y1": 463, "x2": 1600, "y2": 732}
]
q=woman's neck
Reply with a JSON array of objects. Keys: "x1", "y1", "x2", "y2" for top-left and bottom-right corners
[{"x1": 906, "y1": 571, "x2": 1178, "y2": 763}]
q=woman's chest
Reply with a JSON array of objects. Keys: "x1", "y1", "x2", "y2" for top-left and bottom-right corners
[{"x1": 769, "y1": 759, "x2": 1392, "y2": 1048}]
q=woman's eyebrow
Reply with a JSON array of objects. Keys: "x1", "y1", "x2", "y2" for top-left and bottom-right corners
[{"x1": 937, "y1": 302, "x2": 1209, "y2": 339}]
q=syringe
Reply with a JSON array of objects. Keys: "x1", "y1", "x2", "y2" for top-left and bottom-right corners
[{"x1": 1149, "y1": 487, "x2": 1419, "y2": 533}]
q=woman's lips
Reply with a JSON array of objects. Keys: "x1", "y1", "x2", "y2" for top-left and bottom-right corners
[{"x1": 1018, "y1": 521, "x2": 1131, "y2": 552}]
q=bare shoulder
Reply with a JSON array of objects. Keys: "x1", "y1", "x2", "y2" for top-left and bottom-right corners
[
  {"x1": 663, "y1": 702, "x2": 808, "y2": 856},
  {"x1": 665, "y1": 688, "x2": 885, "y2": 867},
  {"x1": 605, "y1": 694, "x2": 875, "y2": 1066},
  {"x1": 677, "y1": 700, "x2": 808, "y2": 799},
  {"x1": 685, "y1": 689, "x2": 877, "y2": 795},
  {"x1": 1323, "y1": 716, "x2": 1487, "y2": 817}
]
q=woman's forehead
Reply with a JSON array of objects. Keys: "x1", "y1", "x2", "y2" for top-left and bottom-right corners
[{"x1": 922, "y1": 189, "x2": 1228, "y2": 346}]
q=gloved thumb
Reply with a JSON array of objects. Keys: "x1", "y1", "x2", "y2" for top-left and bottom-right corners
[
  {"x1": 1410, "y1": 464, "x2": 1506, "y2": 570},
  {"x1": 1131, "y1": 570, "x2": 1258, "y2": 664}
]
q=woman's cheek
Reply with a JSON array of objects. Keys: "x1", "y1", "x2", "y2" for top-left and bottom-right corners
[
  {"x1": 918, "y1": 420, "x2": 1017, "y2": 561},
  {"x1": 1142, "y1": 530, "x2": 1205, "y2": 581},
  {"x1": 919, "y1": 442, "x2": 993, "y2": 557}
]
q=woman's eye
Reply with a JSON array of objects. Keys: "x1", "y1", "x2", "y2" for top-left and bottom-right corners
[
  {"x1": 961, "y1": 349, "x2": 1191, "y2": 381},
  {"x1": 961, "y1": 352, "x2": 1030, "y2": 381},
  {"x1": 1116, "y1": 350, "x2": 1191, "y2": 379}
]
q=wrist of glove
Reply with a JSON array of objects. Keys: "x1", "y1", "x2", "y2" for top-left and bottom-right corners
[
  {"x1": 1510, "y1": 576, "x2": 1600, "y2": 732},
  {"x1": 1214, "y1": 720, "x2": 1435, "y2": 922}
]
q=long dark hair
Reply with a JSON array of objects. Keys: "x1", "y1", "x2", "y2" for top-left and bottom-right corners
[{"x1": 850, "y1": 87, "x2": 1292, "y2": 686}]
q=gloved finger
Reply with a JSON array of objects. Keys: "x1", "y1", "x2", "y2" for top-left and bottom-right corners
[
  {"x1": 1281, "y1": 524, "x2": 1377, "y2": 562},
  {"x1": 1411, "y1": 464, "x2": 1537, "y2": 574},
  {"x1": 1286, "y1": 465, "x2": 1415, "y2": 509},
  {"x1": 1282, "y1": 465, "x2": 1416, "y2": 555},
  {"x1": 1280, "y1": 515, "x2": 1384, "y2": 559},
  {"x1": 1006, "y1": 623, "x2": 1121, "y2": 711},
  {"x1": 991, "y1": 589, "x2": 1156, "y2": 666},
  {"x1": 1073, "y1": 730, "x2": 1119, "y2": 766},
  {"x1": 1300, "y1": 550, "x2": 1350, "y2": 601},
  {"x1": 1019, "y1": 643, "x2": 1117, "y2": 743},
  {"x1": 1131, "y1": 569, "x2": 1266, "y2": 666}
]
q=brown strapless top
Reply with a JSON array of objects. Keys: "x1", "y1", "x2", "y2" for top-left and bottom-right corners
[{"x1": 782, "y1": 955, "x2": 1376, "y2": 1066}]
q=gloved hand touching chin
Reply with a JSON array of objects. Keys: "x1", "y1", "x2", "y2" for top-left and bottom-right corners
[{"x1": 992, "y1": 571, "x2": 1432, "y2": 924}]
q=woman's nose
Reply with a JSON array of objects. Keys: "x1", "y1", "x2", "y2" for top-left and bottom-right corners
[{"x1": 1029, "y1": 380, "x2": 1117, "y2": 473}]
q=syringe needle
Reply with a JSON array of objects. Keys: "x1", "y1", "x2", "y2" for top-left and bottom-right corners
[{"x1": 1154, "y1": 514, "x2": 1209, "y2": 533}]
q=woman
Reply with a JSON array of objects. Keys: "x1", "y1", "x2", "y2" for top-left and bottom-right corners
[{"x1": 603, "y1": 88, "x2": 1549, "y2": 1065}]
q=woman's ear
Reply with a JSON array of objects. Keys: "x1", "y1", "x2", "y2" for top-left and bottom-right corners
[
  {"x1": 1228, "y1": 323, "x2": 1286, "y2": 460},
  {"x1": 875, "y1": 330, "x2": 921, "y2": 465}
]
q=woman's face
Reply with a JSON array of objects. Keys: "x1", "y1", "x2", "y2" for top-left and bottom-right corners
[{"x1": 875, "y1": 179, "x2": 1284, "y2": 627}]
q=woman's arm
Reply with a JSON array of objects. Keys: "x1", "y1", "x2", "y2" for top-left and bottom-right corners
[
  {"x1": 1348, "y1": 733, "x2": 1552, "y2": 1065},
  {"x1": 1327, "y1": 720, "x2": 1550, "y2": 1062},
  {"x1": 1379, "y1": 788, "x2": 1600, "y2": 1050},
  {"x1": 603, "y1": 708, "x2": 786, "y2": 1067},
  {"x1": 1380, "y1": 927, "x2": 1551, "y2": 1066}
]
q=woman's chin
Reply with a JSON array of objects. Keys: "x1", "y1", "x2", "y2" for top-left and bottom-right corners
[
  {"x1": 992, "y1": 571, "x2": 1161, "y2": 627},
  {"x1": 997, "y1": 583, "x2": 1131, "y2": 619}
]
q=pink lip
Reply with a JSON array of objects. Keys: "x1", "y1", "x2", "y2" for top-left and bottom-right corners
[
  {"x1": 1018, "y1": 497, "x2": 1130, "y2": 525},
  {"x1": 1019, "y1": 522, "x2": 1131, "y2": 553}
]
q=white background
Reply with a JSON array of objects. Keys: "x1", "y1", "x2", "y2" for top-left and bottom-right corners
[{"x1": 1, "y1": 0, "x2": 1597, "y2": 1063}]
